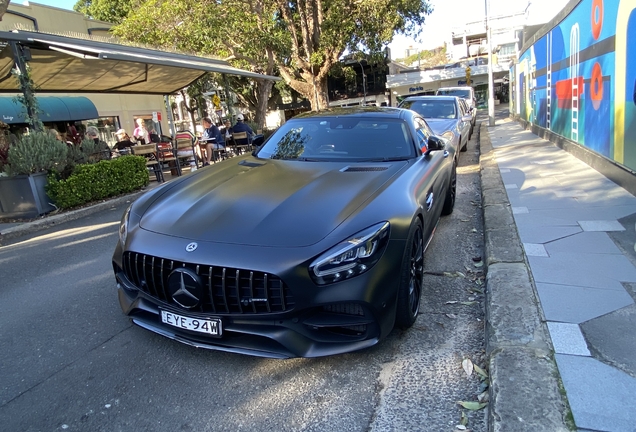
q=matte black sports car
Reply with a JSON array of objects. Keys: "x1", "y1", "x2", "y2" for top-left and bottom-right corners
[{"x1": 113, "y1": 107, "x2": 456, "y2": 358}]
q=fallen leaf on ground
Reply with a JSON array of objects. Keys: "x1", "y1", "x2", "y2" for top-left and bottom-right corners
[
  {"x1": 460, "y1": 411, "x2": 469, "y2": 426},
  {"x1": 473, "y1": 261, "x2": 483, "y2": 268},
  {"x1": 462, "y1": 358, "x2": 474, "y2": 377},
  {"x1": 460, "y1": 301, "x2": 477, "y2": 306},
  {"x1": 455, "y1": 425, "x2": 467, "y2": 431},
  {"x1": 457, "y1": 401, "x2": 488, "y2": 410},
  {"x1": 471, "y1": 228, "x2": 478, "y2": 233},
  {"x1": 446, "y1": 313, "x2": 457, "y2": 319},
  {"x1": 478, "y1": 390, "x2": 489, "y2": 403},
  {"x1": 456, "y1": 271, "x2": 466, "y2": 278},
  {"x1": 446, "y1": 300, "x2": 459, "y2": 304},
  {"x1": 461, "y1": 219, "x2": 470, "y2": 222},
  {"x1": 474, "y1": 364, "x2": 489, "y2": 379},
  {"x1": 472, "y1": 256, "x2": 482, "y2": 262}
]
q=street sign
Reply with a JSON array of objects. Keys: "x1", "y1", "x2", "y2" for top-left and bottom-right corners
[{"x1": 152, "y1": 111, "x2": 158, "y2": 122}]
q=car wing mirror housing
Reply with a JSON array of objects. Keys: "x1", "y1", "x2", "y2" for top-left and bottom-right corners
[{"x1": 425, "y1": 136, "x2": 445, "y2": 154}]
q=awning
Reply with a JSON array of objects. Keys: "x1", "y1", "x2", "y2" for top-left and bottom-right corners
[
  {"x1": 0, "y1": 30, "x2": 280, "y2": 95},
  {"x1": 0, "y1": 96, "x2": 98, "y2": 124}
]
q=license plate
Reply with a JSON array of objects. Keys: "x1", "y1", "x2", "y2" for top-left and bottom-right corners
[{"x1": 160, "y1": 310, "x2": 222, "y2": 337}]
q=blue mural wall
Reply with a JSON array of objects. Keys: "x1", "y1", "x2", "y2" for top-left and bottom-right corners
[{"x1": 513, "y1": 0, "x2": 636, "y2": 171}]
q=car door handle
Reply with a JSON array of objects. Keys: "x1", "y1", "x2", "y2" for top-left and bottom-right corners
[{"x1": 443, "y1": 150, "x2": 449, "y2": 158}]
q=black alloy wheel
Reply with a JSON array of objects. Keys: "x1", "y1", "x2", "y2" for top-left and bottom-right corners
[
  {"x1": 441, "y1": 163, "x2": 457, "y2": 216},
  {"x1": 395, "y1": 219, "x2": 424, "y2": 329}
]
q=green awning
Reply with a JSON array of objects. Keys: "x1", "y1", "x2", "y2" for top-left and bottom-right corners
[{"x1": 0, "y1": 96, "x2": 98, "y2": 124}]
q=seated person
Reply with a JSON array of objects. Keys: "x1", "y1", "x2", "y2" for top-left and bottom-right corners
[
  {"x1": 113, "y1": 129, "x2": 135, "y2": 154},
  {"x1": 86, "y1": 126, "x2": 111, "y2": 160},
  {"x1": 232, "y1": 113, "x2": 253, "y2": 145},
  {"x1": 199, "y1": 117, "x2": 224, "y2": 166},
  {"x1": 223, "y1": 119, "x2": 233, "y2": 142}
]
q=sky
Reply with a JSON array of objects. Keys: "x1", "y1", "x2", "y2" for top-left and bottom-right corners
[
  {"x1": 22, "y1": 0, "x2": 569, "y2": 60},
  {"x1": 388, "y1": 0, "x2": 570, "y2": 59}
]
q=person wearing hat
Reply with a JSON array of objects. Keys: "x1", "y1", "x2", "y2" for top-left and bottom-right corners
[
  {"x1": 113, "y1": 129, "x2": 135, "y2": 155},
  {"x1": 232, "y1": 113, "x2": 254, "y2": 146}
]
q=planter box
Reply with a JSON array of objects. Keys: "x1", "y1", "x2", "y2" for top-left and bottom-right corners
[{"x1": 0, "y1": 172, "x2": 55, "y2": 218}]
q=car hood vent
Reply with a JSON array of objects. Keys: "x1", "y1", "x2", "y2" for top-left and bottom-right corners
[
  {"x1": 239, "y1": 160, "x2": 265, "y2": 167},
  {"x1": 341, "y1": 166, "x2": 389, "y2": 172}
]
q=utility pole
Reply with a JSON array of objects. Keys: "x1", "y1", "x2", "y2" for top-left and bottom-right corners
[
  {"x1": 357, "y1": 59, "x2": 367, "y2": 105},
  {"x1": 486, "y1": 0, "x2": 495, "y2": 126}
]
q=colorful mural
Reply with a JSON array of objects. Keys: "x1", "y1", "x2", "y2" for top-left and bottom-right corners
[{"x1": 513, "y1": 0, "x2": 636, "y2": 171}]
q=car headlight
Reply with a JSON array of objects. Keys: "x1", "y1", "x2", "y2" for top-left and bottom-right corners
[
  {"x1": 310, "y1": 222, "x2": 390, "y2": 285},
  {"x1": 119, "y1": 205, "x2": 132, "y2": 246},
  {"x1": 441, "y1": 130, "x2": 455, "y2": 141}
]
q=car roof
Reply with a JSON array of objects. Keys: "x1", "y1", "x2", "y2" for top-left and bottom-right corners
[
  {"x1": 294, "y1": 106, "x2": 412, "y2": 120},
  {"x1": 437, "y1": 86, "x2": 473, "y2": 91},
  {"x1": 400, "y1": 95, "x2": 460, "y2": 103}
]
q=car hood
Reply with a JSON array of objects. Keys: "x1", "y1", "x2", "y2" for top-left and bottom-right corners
[
  {"x1": 425, "y1": 119, "x2": 458, "y2": 135},
  {"x1": 139, "y1": 157, "x2": 407, "y2": 247}
]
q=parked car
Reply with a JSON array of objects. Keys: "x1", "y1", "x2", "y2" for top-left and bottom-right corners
[
  {"x1": 113, "y1": 107, "x2": 456, "y2": 358},
  {"x1": 436, "y1": 86, "x2": 477, "y2": 131},
  {"x1": 399, "y1": 95, "x2": 472, "y2": 152}
]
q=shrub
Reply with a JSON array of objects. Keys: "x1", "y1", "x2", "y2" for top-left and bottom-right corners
[
  {"x1": 46, "y1": 155, "x2": 149, "y2": 209},
  {"x1": 4, "y1": 131, "x2": 68, "y2": 176}
]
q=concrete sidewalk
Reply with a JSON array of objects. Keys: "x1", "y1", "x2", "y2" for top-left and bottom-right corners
[{"x1": 481, "y1": 108, "x2": 636, "y2": 432}]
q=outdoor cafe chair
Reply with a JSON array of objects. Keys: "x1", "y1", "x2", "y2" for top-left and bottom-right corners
[
  {"x1": 131, "y1": 143, "x2": 164, "y2": 182},
  {"x1": 232, "y1": 132, "x2": 251, "y2": 154},
  {"x1": 175, "y1": 135, "x2": 199, "y2": 171},
  {"x1": 157, "y1": 139, "x2": 181, "y2": 177}
]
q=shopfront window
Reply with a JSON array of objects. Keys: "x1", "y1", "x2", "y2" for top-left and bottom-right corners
[{"x1": 79, "y1": 117, "x2": 120, "y2": 147}]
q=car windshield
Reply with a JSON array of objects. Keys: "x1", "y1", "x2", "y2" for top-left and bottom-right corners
[
  {"x1": 256, "y1": 117, "x2": 415, "y2": 161},
  {"x1": 400, "y1": 100, "x2": 457, "y2": 119},
  {"x1": 437, "y1": 89, "x2": 471, "y2": 99}
]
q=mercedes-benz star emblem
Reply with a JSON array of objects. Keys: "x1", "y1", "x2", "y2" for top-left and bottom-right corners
[
  {"x1": 185, "y1": 242, "x2": 198, "y2": 252},
  {"x1": 167, "y1": 268, "x2": 202, "y2": 309}
]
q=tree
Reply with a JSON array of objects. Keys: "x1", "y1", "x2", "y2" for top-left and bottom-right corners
[
  {"x1": 79, "y1": 0, "x2": 433, "y2": 119},
  {"x1": 73, "y1": 0, "x2": 135, "y2": 24},
  {"x1": 272, "y1": 0, "x2": 432, "y2": 110},
  {"x1": 0, "y1": 0, "x2": 10, "y2": 22},
  {"x1": 111, "y1": 0, "x2": 282, "y2": 130}
]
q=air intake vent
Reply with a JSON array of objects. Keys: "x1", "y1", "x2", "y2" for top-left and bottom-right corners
[{"x1": 341, "y1": 166, "x2": 389, "y2": 172}]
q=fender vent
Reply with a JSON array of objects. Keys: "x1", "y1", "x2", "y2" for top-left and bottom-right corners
[{"x1": 341, "y1": 166, "x2": 388, "y2": 172}]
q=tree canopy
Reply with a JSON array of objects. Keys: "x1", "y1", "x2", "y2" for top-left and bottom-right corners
[{"x1": 75, "y1": 0, "x2": 433, "y2": 117}]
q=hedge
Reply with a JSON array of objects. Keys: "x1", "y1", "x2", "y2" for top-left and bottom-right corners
[{"x1": 46, "y1": 155, "x2": 149, "y2": 209}]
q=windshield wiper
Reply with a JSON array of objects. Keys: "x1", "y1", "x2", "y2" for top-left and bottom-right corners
[{"x1": 364, "y1": 156, "x2": 411, "y2": 162}]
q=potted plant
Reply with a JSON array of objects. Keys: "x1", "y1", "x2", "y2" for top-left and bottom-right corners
[{"x1": 0, "y1": 131, "x2": 68, "y2": 218}]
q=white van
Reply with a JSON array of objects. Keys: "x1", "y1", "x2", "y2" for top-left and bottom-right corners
[{"x1": 436, "y1": 86, "x2": 476, "y2": 129}]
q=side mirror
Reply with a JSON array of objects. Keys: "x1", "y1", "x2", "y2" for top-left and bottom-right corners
[{"x1": 425, "y1": 136, "x2": 445, "y2": 154}]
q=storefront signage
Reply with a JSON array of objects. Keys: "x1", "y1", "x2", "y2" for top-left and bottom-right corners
[{"x1": 408, "y1": 86, "x2": 424, "y2": 93}]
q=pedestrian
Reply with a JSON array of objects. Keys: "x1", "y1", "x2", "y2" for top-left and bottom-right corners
[
  {"x1": 113, "y1": 129, "x2": 135, "y2": 155},
  {"x1": 133, "y1": 118, "x2": 150, "y2": 145},
  {"x1": 86, "y1": 126, "x2": 111, "y2": 160}
]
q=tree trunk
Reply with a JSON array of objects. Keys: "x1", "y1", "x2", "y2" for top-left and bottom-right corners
[
  {"x1": 254, "y1": 78, "x2": 273, "y2": 131},
  {"x1": 0, "y1": 1, "x2": 9, "y2": 22}
]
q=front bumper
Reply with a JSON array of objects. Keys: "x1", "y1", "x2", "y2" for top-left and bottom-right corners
[{"x1": 113, "y1": 237, "x2": 406, "y2": 358}]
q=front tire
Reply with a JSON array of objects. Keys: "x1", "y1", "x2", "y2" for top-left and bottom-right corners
[
  {"x1": 441, "y1": 162, "x2": 457, "y2": 216},
  {"x1": 395, "y1": 219, "x2": 424, "y2": 329}
]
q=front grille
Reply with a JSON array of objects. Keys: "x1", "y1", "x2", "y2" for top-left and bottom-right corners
[
  {"x1": 323, "y1": 303, "x2": 364, "y2": 316},
  {"x1": 122, "y1": 252, "x2": 295, "y2": 315}
]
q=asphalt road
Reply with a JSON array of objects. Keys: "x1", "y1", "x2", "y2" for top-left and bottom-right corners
[{"x1": 0, "y1": 130, "x2": 486, "y2": 432}]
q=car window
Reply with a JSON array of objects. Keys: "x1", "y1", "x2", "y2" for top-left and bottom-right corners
[
  {"x1": 400, "y1": 100, "x2": 457, "y2": 119},
  {"x1": 256, "y1": 118, "x2": 415, "y2": 161},
  {"x1": 437, "y1": 88, "x2": 472, "y2": 100}
]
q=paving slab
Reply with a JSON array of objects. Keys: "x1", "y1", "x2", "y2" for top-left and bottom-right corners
[
  {"x1": 555, "y1": 354, "x2": 636, "y2": 432},
  {"x1": 536, "y1": 282, "x2": 634, "y2": 324},
  {"x1": 546, "y1": 322, "x2": 590, "y2": 356},
  {"x1": 528, "y1": 252, "x2": 636, "y2": 290},
  {"x1": 580, "y1": 285, "x2": 636, "y2": 378},
  {"x1": 544, "y1": 232, "x2": 623, "y2": 255},
  {"x1": 517, "y1": 225, "x2": 582, "y2": 244}
]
